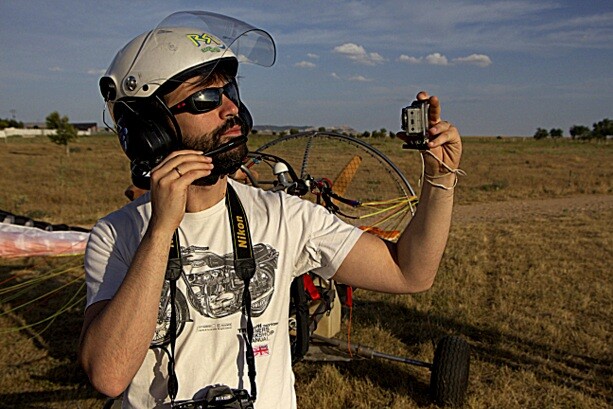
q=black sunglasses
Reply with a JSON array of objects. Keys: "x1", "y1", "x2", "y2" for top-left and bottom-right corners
[{"x1": 169, "y1": 79, "x2": 240, "y2": 115}]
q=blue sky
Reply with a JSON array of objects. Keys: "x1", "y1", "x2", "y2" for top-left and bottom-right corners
[{"x1": 0, "y1": 0, "x2": 611, "y2": 136}]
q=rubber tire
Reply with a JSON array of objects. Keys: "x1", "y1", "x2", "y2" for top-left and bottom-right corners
[{"x1": 430, "y1": 336, "x2": 470, "y2": 407}]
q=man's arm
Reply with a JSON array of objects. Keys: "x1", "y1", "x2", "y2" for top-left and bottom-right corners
[
  {"x1": 78, "y1": 226, "x2": 175, "y2": 397},
  {"x1": 78, "y1": 150, "x2": 215, "y2": 397},
  {"x1": 332, "y1": 92, "x2": 461, "y2": 293}
]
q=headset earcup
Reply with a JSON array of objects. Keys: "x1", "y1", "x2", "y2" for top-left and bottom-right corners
[
  {"x1": 117, "y1": 110, "x2": 176, "y2": 165},
  {"x1": 115, "y1": 100, "x2": 179, "y2": 190}
]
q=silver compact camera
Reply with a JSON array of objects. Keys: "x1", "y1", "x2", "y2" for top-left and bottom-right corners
[{"x1": 401, "y1": 100, "x2": 430, "y2": 150}]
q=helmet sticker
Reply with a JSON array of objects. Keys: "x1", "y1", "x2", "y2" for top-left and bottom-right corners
[{"x1": 187, "y1": 33, "x2": 227, "y2": 54}]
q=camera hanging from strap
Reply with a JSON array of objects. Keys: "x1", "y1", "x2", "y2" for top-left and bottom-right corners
[{"x1": 163, "y1": 183, "x2": 258, "y2": 405}]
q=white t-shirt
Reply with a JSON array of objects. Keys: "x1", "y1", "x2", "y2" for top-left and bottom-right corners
[{"x1": 85, "y1": 180, "x2": 362, "y2": 408}]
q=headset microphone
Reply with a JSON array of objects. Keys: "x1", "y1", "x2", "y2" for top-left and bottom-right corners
[{"x1": 204, "y1": 136, "x2": 248, "y2": 157}]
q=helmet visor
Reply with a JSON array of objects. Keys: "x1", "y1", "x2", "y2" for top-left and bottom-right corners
[{"x1": 156, "y1": 11, "x2": 276, "y2": 66}]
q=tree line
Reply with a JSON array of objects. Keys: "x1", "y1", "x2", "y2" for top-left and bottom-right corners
[
  {"x1": 534, "y1": 118, "x2": 612, "y2": 140},
  {"x1": 0, "y1": 118, "x2": 25, "y2": 129}
]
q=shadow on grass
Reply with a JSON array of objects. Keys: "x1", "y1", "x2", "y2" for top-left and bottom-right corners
[
  {"x1": 333, "y1": 298, "x2": 612, "y2": 404},
  {"x1": 0, "y1": 257, "x2": 103, "y2": 407},
  {"x1": 2, "y1": 262, "x2": 611, "y2": 406},
  {"x1": 295, "y1": 356, "x2": 433, "y2": 408}
]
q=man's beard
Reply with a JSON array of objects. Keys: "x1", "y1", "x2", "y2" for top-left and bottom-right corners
[{"x1": 181, "y1": 116, "x2": 248, "y2": 186}]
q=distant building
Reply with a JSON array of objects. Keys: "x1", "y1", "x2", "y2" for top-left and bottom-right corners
[
  {"x1": 2, "y1": 121, "x2": 99, "y2": 138},
  {"x1": 71, "y1": 122, "x2": 98, "y2": 133},
  {"x1": 23, "y1": 122, "x2": 46, "y2": 129}
]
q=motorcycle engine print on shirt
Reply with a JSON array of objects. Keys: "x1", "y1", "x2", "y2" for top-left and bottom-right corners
[{"x1": 151, "y1": 243, "x2": 279, "y2": 347}]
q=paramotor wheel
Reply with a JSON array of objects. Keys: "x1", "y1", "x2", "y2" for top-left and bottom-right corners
[
  {"x1": 430, "y1": 336, "x2": 470, "y2": 407},
  {"x1": 245, "y1": 131, "x2": 418, "y2": 242}
]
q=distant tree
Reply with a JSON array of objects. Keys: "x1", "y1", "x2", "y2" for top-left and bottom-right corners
[
  {"x1": 46, "y1": 111, "x2": 78, "y2": 155},
  {"x1": 533, "y1": 128, "x2": 549, "y2": 140},
  {"x1": 591, "y1": 118, "x2": 613, "y2": 140},
  {"x1": 250, "y1": 129, "x2": 258, "y2": 135},
  {"x1": 45, "y1": 112, "x2": 63, "y2": 129},
  {"x1": 318, "y1": 126, "x2": 326, "y2": 132},
  {"x1": 389, "y1": 131, "x2": 396, "y2": 138},
  {"x1": 289, "y1": 128, "x2": 299, "y2": 135},
  {"x1": 361, "y1": 131, "x2": 370, "y2": 138},
  {"x1": 549, "y1": 128, "x2": 563, "y2": 138},
  {"x1": 569, "y1": 125, "x2": 590, "y2": 140},
  {"x1": 278, "y1": 131, "x2": 287, "y2": 137},
  {"x1": 0, "y1": 118, "x2": 24, "y2": 129}
]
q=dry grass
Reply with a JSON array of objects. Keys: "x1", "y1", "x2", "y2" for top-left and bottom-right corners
[{"x1": 0, "y1": 134, "x2": 611, "y2": 408}]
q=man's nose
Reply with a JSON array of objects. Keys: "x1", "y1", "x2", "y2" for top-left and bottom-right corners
[{"x1": 218, "y1": 93, "x2": 239, "y2": 118}]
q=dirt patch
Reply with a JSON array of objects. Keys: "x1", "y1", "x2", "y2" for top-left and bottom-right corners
[{"x1": 453, "y1": 194, "x2": 613, "y2": 222}]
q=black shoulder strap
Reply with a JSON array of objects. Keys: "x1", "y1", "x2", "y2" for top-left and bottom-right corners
[
  {"x1": 164, "y1": 183, "x2": 258, "y2": 405},
  {"x1": 165, "y1": 231, "x2": 182, "y2": 402},
  {"x1": 225, "y1": 184, "x2": 258, "y2": 400}
]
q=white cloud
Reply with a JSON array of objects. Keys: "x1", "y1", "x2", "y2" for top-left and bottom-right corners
[
  {"x1": 86, "y1": 68, "x2": 107, "y2": 75},
  {"x1": 425, "y1": 53, "x2": 449, "y2": 66},
  {"x1": 295, "y1": 61, "x2": 316, "y2": 68},
  {"x1": 307, "y1": 53, "x2": 319, "y2": 59},
  {"x1": 399, "y1": 52, "x2": 492, "y2": 67},
  {"x1": 398, "y1": 54, "x2": 423, "y2": 64},
  {"x1": 49, "y1": 66, "x2": 63, "y2": 72},
  {"x1": 452, "y1": 54, "x2": 492, "y2": 67},
  {"x1": 331, "y1": 72, "x2": 341, "y2": 80},
  {"x1": 348, "y1": 75, "x2": 371, "y2": 82},
  {"x1": 333, "y1": 42, "x2": 386, "y2": 65}
]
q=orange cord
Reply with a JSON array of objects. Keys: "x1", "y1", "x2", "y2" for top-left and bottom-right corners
[{"x1": 346, "y1": 303, "x2": 353, "y2": 358}]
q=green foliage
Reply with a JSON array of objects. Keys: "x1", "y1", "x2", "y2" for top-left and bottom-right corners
[
  {"x1": 570, "y1": 125, "x2": 590, "y2": 140},
  {"x1": 369, "y1": 128, "x2": 389, "y2": 138},
  {"x1": 289, "y1": 128, "x2": 300, "y2": 135},
  {"x1": 549, "y1": 128, "x2": 563, "y2": 138},
  {"x1": 45, "y1": 111, "x2": 63, "y2": 129},
  {"x1": 45, "y1": 111, "x2": 78, "y2": 155},
  {"x1": 0, "y1": 118, "x2": 25, "y2": 129},
  {"x1": 318, "y1": 126, "x2": 326, "y2": 132},
  {"x1": 533, "y1": 128, "x2": 549, "y2": 139},
  {"x1": 592, "y1": 118, "x2": 612, "y2": 140},
  {"x1": 567, "y1": 118, "x2": 612, "y2": 140}
]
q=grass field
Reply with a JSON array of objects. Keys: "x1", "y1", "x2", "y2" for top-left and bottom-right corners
[{"x1": 0, "y1": 134, "x2": 611, "y2": 408}]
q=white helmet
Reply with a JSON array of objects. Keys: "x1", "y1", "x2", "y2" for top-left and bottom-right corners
[
  {"x1": 99, "y1": 11, "x2": 276, "y2": 188},
  {"x1": 100, "y1": 10, "x2": 276, "y2": 104}
]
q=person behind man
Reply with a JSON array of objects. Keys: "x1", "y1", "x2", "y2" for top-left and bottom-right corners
[{"x1": 79, "y1": 10, "x2": 463, "y2": 409}]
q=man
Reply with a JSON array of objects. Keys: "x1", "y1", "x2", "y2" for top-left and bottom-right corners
[{"x1": 79, "y1": 11, "x2": 462, "y2": 409}]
